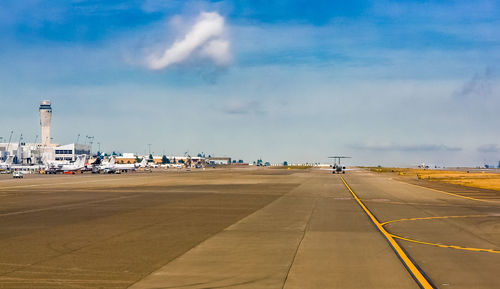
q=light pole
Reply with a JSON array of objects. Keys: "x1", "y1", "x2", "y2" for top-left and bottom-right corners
[
  {"x1": 6, "y1": 131, "x2": 13, "y2": 151},
  {"x1": 85, "y1": 136, "x2": 94, "y2": 153}
]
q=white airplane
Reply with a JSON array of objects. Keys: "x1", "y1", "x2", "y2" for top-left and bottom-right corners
[
  {"x1": 0, "y1": 155, "x2": 14, "y2": 170},
  {"x1": 114, "y1": 157, "x2": 148, "y2": 171},
  {"x1": 97, "y1": 156, "x2": 147, "y2": 173},
  {"x1": 46, "y1": 155, "x2": 87, "y2": 174},
  {"x1": 161, "y1": 163, "x2": 183, "y2": 169},
  {"x1": 10, "y1": 164, "x2": 46, "y2": 174},
  {"x1": 5, "y1": 156, "x2": 46, "y2": 174},
  {"x1": 95, "y1": 156, "x2": 116, "y2": 173}
]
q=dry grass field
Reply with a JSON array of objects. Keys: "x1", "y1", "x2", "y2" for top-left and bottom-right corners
[{"x1": 370, "y1": 167, "x2": 500, "y2": 191}]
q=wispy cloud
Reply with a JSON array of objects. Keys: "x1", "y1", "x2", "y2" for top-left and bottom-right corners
[
  {"x1": 222, "y1": 100, "x2": 265, "y2": 115},
  {"x1": 353, "y1": 143, "x2": 462, "y2": 152},
  {"x1": 477, "y1": 144, "x2": 500, "y2": 153},
  {"x1": 455, "y1": 67, "x2": 494, "y2": 98},
  {"x1": 147, "y1": 11, "x2": 231, "y2": 69}
]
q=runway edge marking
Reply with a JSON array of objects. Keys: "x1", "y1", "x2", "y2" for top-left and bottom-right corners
[{"x1": 340, "y1": 176, "x2": 435, "y2": 289}]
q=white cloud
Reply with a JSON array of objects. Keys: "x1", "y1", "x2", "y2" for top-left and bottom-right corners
[
  {"x1": 200, "y1": 38, "x2": 231, "y2": 65},
  {"x1": 147, "y1": 12, "x2": 231, "y2": 69}
]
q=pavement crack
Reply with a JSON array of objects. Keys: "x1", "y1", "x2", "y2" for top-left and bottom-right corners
[{"x1": 281, "y1": 198, "x2": 317, "y2": 289}]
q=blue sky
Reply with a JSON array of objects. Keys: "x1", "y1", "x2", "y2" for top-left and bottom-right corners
[{"x1": 0, "y1": 0, "x2": 499, "y2": 166}]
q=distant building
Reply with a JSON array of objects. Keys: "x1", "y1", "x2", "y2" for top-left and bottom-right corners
[
  {"x1": 207, "y1": 157, "x2": 231, "y2": 165},
  {"x1": 116, "y1": 153, "x2": 137, "y2": 164},
  {"x1": 0, "y1": 142, "x2": 90, "y2": 164},
  {"x1": 0, "y1": 100, "x2": 90, "y2": 164},
  {"x1": 39, "y1": 100, "x2": 52, "y2": 146},
  {"x1": 0, "y1": 142, "x2": 42, "y2": 164},
  {"x1": 54, "y1": 143, "x2": 91, "y2": 161}
]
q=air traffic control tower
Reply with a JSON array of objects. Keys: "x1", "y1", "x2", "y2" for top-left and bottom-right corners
[{"x1": 39, "y1": 100, "x2": 52, "y2": 146}]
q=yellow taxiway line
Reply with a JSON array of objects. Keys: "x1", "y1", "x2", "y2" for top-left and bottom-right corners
[
  {"x1": 380, "y1": 214, "x2": 489, "y2": 226},
  {"x1": 389, "y1": 233, "x2": 500, "y2": 254},
  {"x1": 391, "y1": 178, "x2": 499, "y2": 203},
  {"x1": 340, "y1": 176, "x2": 434, "y2": 289},
  {"x1": 381, "y1": 214, "x2": 500, "y2": 254}
]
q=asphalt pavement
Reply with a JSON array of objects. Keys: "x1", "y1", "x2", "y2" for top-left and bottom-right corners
[{"x1": 0, "y1": 169, "x2": 498, "y2": 288}]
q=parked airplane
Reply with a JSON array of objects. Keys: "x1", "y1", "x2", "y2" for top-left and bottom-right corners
[
  {"x1": 0, "y1": 155, "x2": 14, "y2": 171},
  {"x1": 160, "y1": 163, "x2": 183, "y2": 169},
  {"x1": 94, "y1": 156, "x2": 116, "y2": 173},
  {"x1": 96, "y1": 156, "x2": 147, "y2": 173},
  {"x1": 84, "y1": 157, "x2": 101, "y2": 172},
  {"x1": 46, "y1": 155, "x2": 87, "y2": 174},
  {"x1": 10, "y1": 164, "x2": 45, "y2": 174},
  {"x1": 113, "y1": 157, "x2": 148, "y2": 172},
  {"x1": 6, "y1": 156, "x2": 46, "y2": 174}
]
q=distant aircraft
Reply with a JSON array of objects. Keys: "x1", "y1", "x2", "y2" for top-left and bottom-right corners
[
  {"x1": 96, "y1": 156, "x2": 147, "y2": 173},
  {"x1": 328, "y1": 156, "x2": 351, "y2": 174},
  {"x1": 161, "y1": 163, "x2": 183, "y2": 169},
  {"x1": 8, "y1": 155, "x2": 87, "y2": 174},
  {"x1": 114, "y1": 157, "x2": 148, "y2": 171},
  {"x1": 0, "y1": 155, "x2": 14, "y2": 171},
  {"x1": 417, "y1": 163, "x2": 431, "y2": 169},
  {"x1": 48, "y1": 155, "x2": 87, "y2": 173},
  {"x1": 10, "y1": 164, "x2": 45, "y2": 174},
  {"x1": 96, "y1": 156, "x2": 118, "y2": 173}
]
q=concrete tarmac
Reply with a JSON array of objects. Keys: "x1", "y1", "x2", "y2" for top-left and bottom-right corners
[
  {"x1": 343, "y1": 171, "x2": 500, "y2": 289},
  {"x1": 0, "y1": 169, "x2": 498, "y2": 288}
]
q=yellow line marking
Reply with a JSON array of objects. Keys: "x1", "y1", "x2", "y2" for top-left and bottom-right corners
[
  {"x1": 392, "y1": 179, "x2": 499, "y2": 203},
  {"x1": 381, "y1": 215, "x2": 500, "y2": 253},
  {"x1": 340, "y1": 176, "x2": 434, "y2": 289},
  {"x1": 381, "y1": 214, "x2": 493, "y2": 226},
  {"x1": 390, "y1": 234, "x2": 500, "y2": 254}
]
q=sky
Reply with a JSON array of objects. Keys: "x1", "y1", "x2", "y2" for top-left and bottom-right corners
[{"x1": 0, "y1": 0, "x2": 499, "y2": 166}]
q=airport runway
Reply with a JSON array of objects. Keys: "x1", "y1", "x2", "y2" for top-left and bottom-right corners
[{"x1": 0, "y1": 169, "x2": 498, "y2": 288}]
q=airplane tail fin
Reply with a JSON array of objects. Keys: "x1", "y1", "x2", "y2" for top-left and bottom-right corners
[
  {"x1": 41, "y1": 154, "x2": 48, "y2": 165},
  {"x1": 5, "y1": 155, "x2": 14, "y2": 165},
  {"x1": 109, "y1": 156, "x2": 116, "y2": 165},
  {"x1": 140, "y1": 157, "x2": 147, "y2": 167},
  {"x1": 92, "y1": 157, "x2": 102, "y2": 165},
  {"x1": 76, "y1": 155, "x2": 86, "y2": 167}
]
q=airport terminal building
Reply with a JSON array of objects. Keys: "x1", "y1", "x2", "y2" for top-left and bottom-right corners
[
  {"x1": 54, "y1": 143, "x2": 91, "y2": 162},
  {"x1": 0, "y1": 101, "x2": 91, "y2": 164}
]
